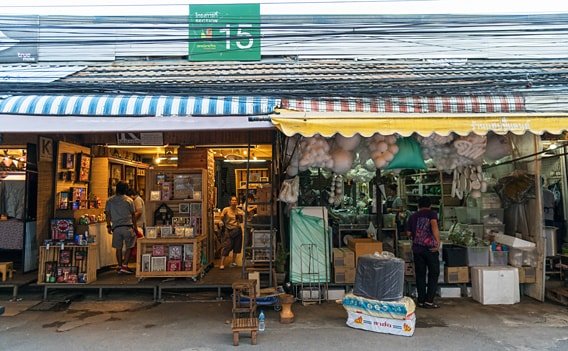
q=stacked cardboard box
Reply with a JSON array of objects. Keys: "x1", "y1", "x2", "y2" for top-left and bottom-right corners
[
  {"x1": 347, "y1": 238, "x2": 383, "y2": 265},
  {"x1": 333, "y1": 247, "x2": 356, "y2": 283}
]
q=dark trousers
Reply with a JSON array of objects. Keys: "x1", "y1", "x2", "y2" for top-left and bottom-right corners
[{"x1": 413, "y1": 250, "x2": 440, "y2": 304}]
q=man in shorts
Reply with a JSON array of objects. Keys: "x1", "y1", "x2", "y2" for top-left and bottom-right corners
[
  {"x1": 105, "y1": 181, "x2": 138, "y2": 274},
  {"x1": 219, "y1": 196, "x2": 244, "y2": 270}
]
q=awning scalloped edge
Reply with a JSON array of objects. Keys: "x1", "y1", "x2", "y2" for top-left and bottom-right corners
[{"x1": 270, "y1": 110, "x2": 568, "y2": 137}]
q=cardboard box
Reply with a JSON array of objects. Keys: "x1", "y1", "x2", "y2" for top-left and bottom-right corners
[
  {"x1": 518, "y1": 266, "x2": 536, "y2": 284},
  {"x1": 397, "y1": 240, "x2": 413, "y2": 262},
  {"x1": 333, "y1": 248, "x2": 355, "y2": 268},
  {"x1": 334, "y1": 267, "x2": 356, "y2": 284},
  {"x1": 444, "y1": 266, "x2": 469, "y2": 283},
  {"x1": 347, "y1": 238, "x2": 382, "y2": 263}
]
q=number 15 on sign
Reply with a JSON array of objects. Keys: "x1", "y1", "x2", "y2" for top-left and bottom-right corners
[{"x1": 189, "y1": 4, "x2": 261, "y2": 61}]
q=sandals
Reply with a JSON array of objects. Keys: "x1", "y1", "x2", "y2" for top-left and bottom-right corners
[
  {"x1": 423, "y1": 302, "x2": 440, "y2": 309},
  {"x1": 417, "y1": 301, "x2": 440, "y2": 309}
]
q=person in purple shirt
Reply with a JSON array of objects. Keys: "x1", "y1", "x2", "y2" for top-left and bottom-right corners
[{"x1": 406, "y1": 196, "x2": 441, "y2": 308}]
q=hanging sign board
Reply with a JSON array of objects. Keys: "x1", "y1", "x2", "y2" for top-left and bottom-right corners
[
  {"x1": 116, "y1": 132, "x2": 164, "y2": 146},
  {"x1": 189, "y1": 3, "x2": 261, "y2": 61}
]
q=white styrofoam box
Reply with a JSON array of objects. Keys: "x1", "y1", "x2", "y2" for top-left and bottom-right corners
[
  {"x1": 438, "y1": 287, "x2": 462, "y2": 298},
  {"x1": 326, "y1": 288, "x2": 346, "y2": 301},
  {"x1": 471, "y1": 267, "x2": 520, "y2": 305},
  {"x1": 495, "y1": 234, "x2": 536, "y2": 248}
]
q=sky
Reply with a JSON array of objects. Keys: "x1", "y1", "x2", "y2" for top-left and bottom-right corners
[{"x1": 0, "y1": 0, "x2": 567, "y2": 16}]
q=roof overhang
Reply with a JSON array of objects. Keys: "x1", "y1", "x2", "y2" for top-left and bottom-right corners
[
  {"x1": 0, "y1": 115, "x2": 273, "y2": 133},
  {"x1": 271, "y1": 111, "x2": 568, "y2": 137}
]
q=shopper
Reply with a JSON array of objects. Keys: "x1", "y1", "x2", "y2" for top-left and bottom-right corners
[
  {"x1": 105, "y1": 181, "x2": 138, "y2": 274},
  {"x1": 127, "y1": 188, "x2": 146, "y2": 235},
  {"x1": 406, "y1": 196, "x2": 441, "y2": 309},
  {"x1": 220, "y1": 196, "x2": 245, "y2": 270}
]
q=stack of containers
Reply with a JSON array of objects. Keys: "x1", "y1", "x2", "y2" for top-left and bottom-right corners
[
  {"x1": 442, "y1": 244, "x2": 470, "y2": 284},
  {"x1": 333, "y1": 248, "x2": 356, "y2": 284},
  {"x1": 343, "y1": 253, "x2": 416, "y2": 337},
  {"x1": 397, "y1": 240, "x2": 414, "y2": 277},
  {"x1": 508, "y1": 245, "x2": 538, "y2": 284}
]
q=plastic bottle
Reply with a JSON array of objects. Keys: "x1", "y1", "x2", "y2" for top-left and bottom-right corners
[{"x1": 258, "y1": 310, "x2": 265, "y2": 332}]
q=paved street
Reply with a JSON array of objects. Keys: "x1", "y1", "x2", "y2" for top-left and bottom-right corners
[{"x1": 1, "y1": 290, "x2": 568, "y2": 351}]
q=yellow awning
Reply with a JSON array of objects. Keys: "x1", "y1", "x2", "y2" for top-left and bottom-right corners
[{"x1": 271, "y1": 110, "x2": 568, "y2": 137}]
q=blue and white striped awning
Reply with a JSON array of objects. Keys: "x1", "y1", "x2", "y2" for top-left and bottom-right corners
[{"x1": 0, "y1": 95, "x2": 280, "y2": 117}]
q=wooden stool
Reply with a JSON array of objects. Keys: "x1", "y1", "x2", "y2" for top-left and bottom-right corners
[
  {"x1": 231, "y1": 317, "x2": 258, "y2": 346},
  {"x1": 0, "y1": 262, "x2": 14, "y2": 282}
]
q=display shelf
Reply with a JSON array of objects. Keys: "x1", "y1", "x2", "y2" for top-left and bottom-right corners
[
  {"x1": 143, "y1": 167, "x2": 209, "y2": 280},
  {"x1": 136, "y1": 236, "x2": 207, "y2": 280},
  {"x1": 38, "y1": 244, "x2": 98, "y2": 284}
]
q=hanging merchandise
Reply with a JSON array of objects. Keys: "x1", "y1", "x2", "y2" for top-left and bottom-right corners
[
  {"x1": 345, "y1": 164, "x2": 375, "y2": 184},
  {"x1": 297, "y1": 135, "x2": 333, "y2": 172},
  {"x1": 328, "y1": 174, "x2": 344, "y2": 206},
  {"x1": 419, "y1": 133, "x2": 487, "y2": 171},
  {"x1": 494, "y1": 171, "x2": 536, "y2": 206},
  {"x1": 386, "y1": 137, "x2": 427, "y2": 170},
  {"x1": 330, "y1": 147, "x2": 354, "y2": 175},
  {"x1": 278, "y1": 176, "x2": 300, "y2": 204},
  {"x1": 285, "y1": 135, "x2": 301, "y2": 177},
  {"x1": 484, "y1": 133, "x2": 512, "y2": 161},
  {"x1": 451, "y1": 165, "x2": 487, "y2": 200},
  {"x1": 335, "y1": 134, "x2": 362, "y2": 151},
  {"x1": 367, "y1": 133, "x2": 399, "y2": 169}
]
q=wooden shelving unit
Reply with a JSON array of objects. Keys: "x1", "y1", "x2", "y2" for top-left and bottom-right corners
[
  {"x1": 38, "y1": 244, "x2": 98, "y2": 284},
  {"x1": 140, "y1": 167, "x2": 209, "y2": 280}
]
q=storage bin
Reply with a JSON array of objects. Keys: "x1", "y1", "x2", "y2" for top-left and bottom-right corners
[
  {"x1": 466, "y1": 246, "x2": 490, "y2": 267},
  {"x1": 481, "y1": 208, "x2": 504, "y2": 225},
  {"x1": 479, "y1": 193, "x2": 502, "y2": 209},
  {"x1": 442, "y1": 244, "x2": 468, "y2": 267},
  {"x1": 490, "y1": 251, "x2": 509, "y2": 266},
  {"x1": 508, "y1": 247, "x2": 537, "y2": 267}
]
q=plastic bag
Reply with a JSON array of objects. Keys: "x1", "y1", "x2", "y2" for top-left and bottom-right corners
[
  {"x1": 278, "y1": 176, "x2": 299, "y2": 204},
  {"x1": 386, "y1": 137, "x2": 427, "y2": 170}
]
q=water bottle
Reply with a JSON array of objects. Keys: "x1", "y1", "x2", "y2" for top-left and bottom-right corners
[{"x1": 258, "y1": 310, "x2": 265, "y2": 332}]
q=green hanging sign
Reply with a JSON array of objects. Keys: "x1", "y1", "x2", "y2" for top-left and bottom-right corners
[{"x1": 189, "y1": 3, "x2": 261, "y2": 61}]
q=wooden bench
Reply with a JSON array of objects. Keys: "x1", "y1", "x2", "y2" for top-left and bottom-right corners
[
  {"x1": 0, "y1": 262, "x2": 14, "y2": 282},
  {"x1": 231, "y1": 317, "x2": 258, "y2": 346}
]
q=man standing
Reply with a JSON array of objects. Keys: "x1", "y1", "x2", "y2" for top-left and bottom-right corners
[
  {"x1": 219, "y1": 196, "x2": 244, "y2": 270},
  {"x1": 406, "y1": 196, "x2": 441, "y2": 309},
  {"x1": 105, "y1": 181, "x2": 138, "y2": 274},
  {"x1": 127, "y1": 188, "x2": 146, "y2": 235}
]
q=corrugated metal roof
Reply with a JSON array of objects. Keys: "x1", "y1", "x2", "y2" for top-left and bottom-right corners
[
  {"x1": 25, "y1": 59, "x2": 568, "y2": 97},
  {"x1": 0, "y1": 64, "x2": 86, "y2": 83}
]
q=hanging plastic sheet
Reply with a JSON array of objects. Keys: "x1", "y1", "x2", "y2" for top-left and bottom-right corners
[{"x1": 289, "y1": 207, "x2": 331, "y2": 283}]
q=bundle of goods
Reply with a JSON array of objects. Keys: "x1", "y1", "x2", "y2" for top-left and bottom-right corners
[{"x1": 343, "y1": 252, "x2": 415, "y2": 337}]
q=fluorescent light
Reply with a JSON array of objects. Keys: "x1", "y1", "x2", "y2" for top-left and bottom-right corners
[{"x1": 223, "y1": 159, "x2": 268, "y2": 163}]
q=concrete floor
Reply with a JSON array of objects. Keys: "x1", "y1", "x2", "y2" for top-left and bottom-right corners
[{"x1": 1, "y1": 290, "x2": 568, "y2": 351}]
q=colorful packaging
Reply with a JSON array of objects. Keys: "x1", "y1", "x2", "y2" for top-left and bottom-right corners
[{"x1": 346, "y1": 311, "x2": 416, "y2": 337}]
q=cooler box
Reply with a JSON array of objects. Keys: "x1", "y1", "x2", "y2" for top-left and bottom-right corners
[
  {"x1": 353, "y1": 253, "x2": 404, "y2": 301},
  {"x1": 471, "y1": 267, "x2": 520, "y2": 305}
]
